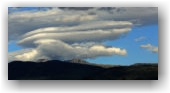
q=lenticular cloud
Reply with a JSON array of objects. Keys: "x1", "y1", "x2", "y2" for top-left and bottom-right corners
[
  {"x1": 10, "y1": 21, "x2": 130, "y2": 61},
  {"x1": 8, "y1": 7, "x2": 138, "y2": 62}
]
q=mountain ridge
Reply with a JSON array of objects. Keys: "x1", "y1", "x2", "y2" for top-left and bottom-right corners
[{"x1": 8, "y1": 60, "x2": 158, "y2": 80}]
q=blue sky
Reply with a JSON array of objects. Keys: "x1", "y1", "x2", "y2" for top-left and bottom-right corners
[
  {"x1": 8, "y1": 7, "x2": 158, "y2": 65},
  {"x1": 87, "y1": 25, "x2": 158, "y2": 65}
]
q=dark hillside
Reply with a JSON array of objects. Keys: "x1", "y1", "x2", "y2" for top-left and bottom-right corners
[{"x1": 8, "y1": 60, "x2": 158, "y2": 80}]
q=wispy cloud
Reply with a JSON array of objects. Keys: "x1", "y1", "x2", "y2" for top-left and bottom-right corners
[
  {"x1": 134, "y1": 36, "x2": 146, "y2": 42},
  {"x1": 140, "y1": 44, "x2": 158, "y2": 53}
]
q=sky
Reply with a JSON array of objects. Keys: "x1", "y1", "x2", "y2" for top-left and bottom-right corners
[{"x1": 8, "y1": 7, "x2": 158, "y2": 65}]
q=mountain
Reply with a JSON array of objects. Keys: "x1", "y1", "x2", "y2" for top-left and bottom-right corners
[{"x1": 8, "y1": 60, "x2": 158, "y2": 80}]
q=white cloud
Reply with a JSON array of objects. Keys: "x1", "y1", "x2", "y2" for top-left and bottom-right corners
[
  {"x1": 15, "y1": 49, "x2": 38, "y2": 61},
  {"x1": 36, "y1": 39, "x2": 127, "y2": 60},
  {"x1": 18, "y1": 27, "x2": 131, "y2": 47},
  {"x1": 22, "y1": 21, "x2": 132, "y2": 38},
  {"x1": 140, "y1": 44, "x2": 158, "y2": 53},
  {"x1": 8, "y1": 48, "x2": 36, "y2": 62},
  {"x1": 9, "y1": 39, "x2": 127, "y2": 62}
]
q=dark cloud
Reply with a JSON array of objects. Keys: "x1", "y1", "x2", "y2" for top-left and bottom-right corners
[{"x1": 96, "y1": 7, "x2": 158, "y2": 26}]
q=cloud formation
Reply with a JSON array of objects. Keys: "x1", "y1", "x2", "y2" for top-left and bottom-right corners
[
  {"x1": 8, "y1": 7, "x2": 157, "y2": 41},
  {"x1": 140, "y1": 44, "x2": 158, "y2": 53},
  {"x1": 18, "y1": 27, "x2": 131, "y2": 47},
  {"x1": 8, "y1": 48, "x2": 36, "y2": 62},
  {"x1": 8, "y1": 7, "x2": 158, "y2": 62},
  {"x1": 9, "y1": 39, "x2": 127, "y2": 62}
]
